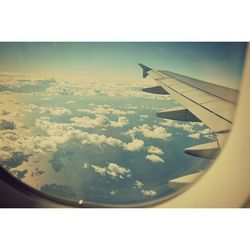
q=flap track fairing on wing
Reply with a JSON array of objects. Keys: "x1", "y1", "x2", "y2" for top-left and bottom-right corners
[
  {"x1": 142, "y1": 86, "x2": 169, "y2": 95},
  {"x1": 156, "y1": 106, "x2": 201, "y2": 122},
  {"x1": 168, "y1": 171, "x2": 204, "y2": 189},
  {"x1": 184, "y1": 142, "x2": 220, "y2": 159}
]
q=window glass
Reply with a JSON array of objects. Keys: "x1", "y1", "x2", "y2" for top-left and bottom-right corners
[{"x1": 0, "y1": 42, "x2": 246, "y2": 206}]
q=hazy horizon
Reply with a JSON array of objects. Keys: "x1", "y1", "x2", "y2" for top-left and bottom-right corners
[{"x1": 0, "y1": 42, "x2": 247, "y2": 88}]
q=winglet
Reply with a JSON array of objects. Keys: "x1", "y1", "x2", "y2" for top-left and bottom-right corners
[{"x1": 138, "y1": 63, "x2": 152, "y2": 78}]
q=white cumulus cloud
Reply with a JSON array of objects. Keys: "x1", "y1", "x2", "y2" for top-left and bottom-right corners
[
  {"x1": 39, "y1": 107, "x2": 72, "y2": 116},
  {"x1": 77, "y1": 106, "x2": 134, "y2": 116},
  {"x1": 123, "y1": 139, "x2": 144, "y2": 152},
  {"x1": 110, "y1": 116, "x2": 129, "y2": 128},
  {"x1": 124, "y1": 124, "x2": 172, "y2": 140},
  {"x1": 146, "y1": 154, "x2": 165, "y2": 164},
  {"x1": 90, "y1": 162, "x2": 131, "y2": 179},
  {"x1": 141, "y1": 189, "x2": 157, "y2": 196},
  {"x1": 134, "y1": 180, "x2": 144, "y2": 189},
  {"x1": 147, "y1": 146, "x2": 164, "y2": 155},
  {"x1": 188, "y1": 132, "x2": 201, "y2": 139},
  {"x1": 71, "y1": 115, "x2": 128, "y2": 128},
  {"x1": 160, "y1": 119, "x2": 196, "y2": 133},
  {"x1": 66, "y1": 100, "x2": 75, "y2": 104},
  {"x1": 35, "y1": 118, "x2": 142, "y2": 153},
  {"x1": 71, "y1": 115, "x2": 110, "y2": 128}
]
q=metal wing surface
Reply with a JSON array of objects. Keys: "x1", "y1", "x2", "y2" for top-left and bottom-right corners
[{"x1": 139, "y1": 63, "x2": 239, "y2": 159}]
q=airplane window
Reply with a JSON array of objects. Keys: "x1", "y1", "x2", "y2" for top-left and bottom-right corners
[{"x1": 0, "y1": 42, "x2": 247, "y2": 207}]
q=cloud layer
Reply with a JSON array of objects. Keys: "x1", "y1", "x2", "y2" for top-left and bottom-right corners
[{"x1": 0, "y1": 73, "x2": 216, "y2": 204}]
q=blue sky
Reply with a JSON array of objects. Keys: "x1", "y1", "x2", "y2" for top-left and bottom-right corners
[{"x1": 0, "y1": 42, "x2": 247, "y2": 88}]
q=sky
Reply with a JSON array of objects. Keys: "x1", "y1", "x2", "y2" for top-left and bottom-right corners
[{"x1": 0, "y1": 42, "x2": 247, "y2": 88}]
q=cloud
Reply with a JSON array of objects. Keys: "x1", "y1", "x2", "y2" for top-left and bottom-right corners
[
  {"x1": 0, "y1": 150, "x2": 12, "y2": 161},
  {"x1": 0, "y1": 129, "x2": 33, "y2": 163},
  {"x1": 82, "y1": 162, "x2": 90, "y2": 169},
  {"x1": 0, "y1": 119, "x2": 16, "y2": 130},
  {"x1": 160, "y1": 119, "x2": 216, "y2": 140},
  {"x1": 42, "y1": 76, "x2": 172, "y2": 101},
  {"x1": 0, "y1": 149, "x2": 29, "y2": 170},
  {"x1": 35, "y1": 119, "x2": 124, "y2": 151},
  {"x1": 46, "y1": 83, "x2": 74, "y2": 96},
  {"x1": 147, "y1": 146, "x2": 164, "y2": 155},
  {"x1": 134, "y1": 180, "x2": 144, "y2": 189},
  {"x1": 82, "y1": 134, "x2": 124, "y2": 148},
  {"x1": 35, "y1": 117, "x2": 74, "y2": 137},
  {"x1": 77, "y1": 106, "x2": 135, "y2": 116},
  {"x1": 91, "y1": 165, "x2": 107, "y2": 176},
  {"x1": 24, "y1": 104, "x2": 72, "y2": 116},
  {"x1": 146, "y1": 154, "x2": 165, "y2": 163},
  {"x1": 77, "y1": 105, "x2": 127, "y2": 115},
  {"x1": 39, "y1": 107, "x2": 72, "y2": 116},
  {"x1": 23, "y1": 104, "x2": 72, "y2": 116},
  {"x1": 66, "y1": 100, "x2": 75, "y2": 104},
  {"x1": 110, "y1": 190, "x2": 117, "y2": 196},
  {"x1": 188, "y1": 128, "x2": 214, "y2": 140},
  {"x1": 125, "y1": 105, "x2": 139, "y2": 110},
  {"x1": 203, "y1": 134, "x2": 215, "y2": 139},
  {"x1": 35, "y1": 118, "x2": 143, "y2": 153},
  {"x1": 81, "y1": 133, "x2": 144, "y2": 152},
  {"x1": 23, "y1": 104, "x2": 39, "y2": 113},
  {"x1": 188, "y1": 132, "x2": 201, "y2": 139},
  {"x1": 107, "y1": 163, "x2": 131, "y2": 178},
  {"x1": 200, "y1": 128, "x2": 212, "y2": 134},
  {"x1": 134, "y1": 181, "x2": 158, "y2": 198},
  {"x1": 111, "y1": 116, "x2": 129, "y2": 128},
  {"x1": 0, "y1": 110, "x2": 10, "y2": 115},
  {"x1": 71, "y1": 115, "x2": 110, "y2": 128},
  {"x1": 71, "y1": 115, "x2": 128, "y2": 128},
  {"x1": 32, "y1": 136, "x2": 58, "y2": 153},
  {"x1": 0, "y1": 75, "x2": 56, "y2": 93},
  {"x1": 141, "y1": 189, "x2": 157, "y2": 196},
  {"x1": 124, "y1": 124, "x2": 172, "y2": 140},
  {"x1": 90, "y1": 162, "x2": 131, "y2": 179},
  {"x1": 123, "y1": 139, "x2": 144, "y2": 152},
  {"x1": 160, "y1": 119, "x2": 196, "y2": 133}
]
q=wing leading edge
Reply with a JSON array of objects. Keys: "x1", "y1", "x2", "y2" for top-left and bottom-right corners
[{"x1": 139, "y1": 63, "x2": 238, "y2": 159}]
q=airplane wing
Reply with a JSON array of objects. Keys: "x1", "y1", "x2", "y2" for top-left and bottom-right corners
[{"x1": 139, "y1": 63, "x2": 239, "y2": 159}]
